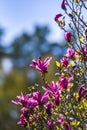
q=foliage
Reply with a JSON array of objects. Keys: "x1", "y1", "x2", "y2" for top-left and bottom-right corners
[
  {"x1": 12, "y1": 0, "x2": 87, "y2": 130},
  {"x1": 0, "y1": 21, "x2": 67, "y2": 130},
  {"x1": 0, "y1": 70, "x2": 28, "y2": 130}
]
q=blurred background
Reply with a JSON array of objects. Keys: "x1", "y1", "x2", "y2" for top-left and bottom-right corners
[{"x1": 0, "y1": 0, "x2": 68, "y2": 130}]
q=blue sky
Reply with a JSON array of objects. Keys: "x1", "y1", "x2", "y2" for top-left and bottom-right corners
[{"x1": 0, "y1": 0, "x2": 64, "y2": 46}]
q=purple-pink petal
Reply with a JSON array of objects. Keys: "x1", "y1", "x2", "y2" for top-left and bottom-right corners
[
  {"x1": 30, "y1": 57, "x2": 52, "y2": 73},
  {"x1": 66, "y1": 48, "x2": 75, "y2": 58},
  {"x1": 61, "y1": 0, "x2": 66, "y2": 10},
  {"x1": 65, "y1": 32, "x2": 72, "y2": 42},
  {"x1": 54, "y1": 13, "x2": 63, "y2": 21}
]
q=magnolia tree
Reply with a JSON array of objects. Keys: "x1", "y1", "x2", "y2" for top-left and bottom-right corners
[{"x1": 12, "y1": 0, "x2": 87, "y2": 130}]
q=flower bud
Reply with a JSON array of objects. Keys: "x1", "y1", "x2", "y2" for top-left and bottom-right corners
[
  {"x1": 65, "y1": 32, "x2": 72, "y2": 42},
  {"x1": 61, "y1": 0, "x2": 66, "y2": 10}
]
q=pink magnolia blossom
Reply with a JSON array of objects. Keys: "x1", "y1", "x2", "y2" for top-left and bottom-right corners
[
  {"x1": 45, "y1": 81, "x2": 60, "y2": 105},
  {"x1": 54, "y1": 94, "x2": 60, "y2": 105},
  {"x1": 17, "y1": 114, "x2": 27, "y2": 127},
  {"x1": 78, "y1": 84, "x2": 87, "y2": 100},
  {"x1": 65, "y1": 32, "x2": 72, "y2": 42},
  {"x1": 45, "y1": 81, "x2": 60, "y2": 95},
  {"x1": 60, "y1": 57, "x2": 68, "y2": 67},
  {"x1": 32, "y1": 91, "x2": 41, "y2": 104},
  {"x1": 32, "y1": 91, "x2": 49, "y2": 105},
  {"x1": 60, "y1": 75, "x2": 71, "y2": 89},
  {"x1": 21, "y1": 107, "x2": 29, "y2": 117},
  {"x1": 58, "y1": 115, "x2": 71, "y2": 130},
  {"x1": 12, "y1": 92, "x2": 31, "y2": 106},
  {"x1": 46, "y1": 120, "x2": 55, "y2": 129},
  {"x1": 12, "y1": 91, "x2": 50, "y2": 127},
  {"x1": 30, "y1": 57, "x2": 52, "y2": 73},
  {"x1": 12, "y1": 91, "x2": 49, "y2": 109},
  {"x1": 41, "y1": 92, "x2": 50, "y2": 104},
  {"x1": 61, "y1": 0, "x2": 66, "y2": 10},
  {"x1": 54, "y1": 13, "x2": 63, "y2": 21},
  {"x1": 66, "y1": 48, "x2": 75, "y2": 58}
]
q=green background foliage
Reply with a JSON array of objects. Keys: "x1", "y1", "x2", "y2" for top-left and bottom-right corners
[{"x1": 0, "y1": 25, "x2": 66, "y2": 130}]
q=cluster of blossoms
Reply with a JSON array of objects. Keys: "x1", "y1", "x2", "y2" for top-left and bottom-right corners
[
  {"x1": 12, "y1": 56, "x2": 72, "y2": 129},
  {"x1": 12, "y1": 0, "x2": 87, "y2": 130}
]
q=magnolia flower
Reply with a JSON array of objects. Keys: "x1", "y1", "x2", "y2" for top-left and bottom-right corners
[
  {"x1": 45, "y1": 81, "x2": 60, "y2": 95},
  {"x1": 54, "y1": 13, "x2": 65, "y2": 27},
  {"x1": 45, "y1": 81, "x2": 60, "y2": 105},
  {"x1": 32, "y1": 91, "x2": 49, "y2": 105},
  {"x1": 12, "y1": 90, "x2": 50, "y2": 112},
  {"x1": 46, "y1": 101, "x2": 54, "y2": 115},
  {"x1": 60, "y1": 75, "x2": 71, "y2": 89},
  {"x1": 66, "y1": 48, "x2": 75, "y2": 58},
  {"x1": 30, "y1": 57, "x2": 52, "y2": 73},
  {"x1": 54, "y1": 94, "x2": 60, "y2": 105},
  {"x1": 60, "y1": 57, "x2": 68, "y2": 67},
  {"x1": 54, "y1": 13, "x2": 63, "y2": 21},
  {"x1": 58, "y1": 115, "x2": 71, "y2": 130},
  {"x1": 78, "y1": 84, "x2": 87, "y2": 100},
  {"x1": 61, "y1": 0, "x2": 66, "y2": 10},
  {"x1": 34, "y1": 114, "x2": 40, "y2": 121},
  {"x1": 12, "y1": 92, "x2": 31, "y2": 106},
  {"x1": 32, "y1": 91, "x2": 41, "y2": 103},
  {"x1": 17, "y1": 114, "x2": 27, "y2": 127},
  {"x1": 46, "y1": 120, "x2": 55, "y2": 129},
  {"x1": 58, "y1": 115, "x2": 66, "y2": 126},
  {"x1": 65, "y1": 32, "x2": 72, "y2": 42},
  {"x1": 21, "y1": 107, "x2": 29, "y2": 117}
]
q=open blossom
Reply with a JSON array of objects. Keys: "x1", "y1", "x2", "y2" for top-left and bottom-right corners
[
  {"x1": 21, "y1": 107, "x2": 29, "y2": 117},
  {"x1": 60, "y1": 75, "x2": 71, "y2": 89},
  {"x1": 65, "y1": 32, "x2": 72, "y2": 42},
  {"x1": 32, "y1": 91, "x2": 49, "y2": 105},
  {"x1": 12, "y1": 91, "x2": 49, "y2": 109},
  {"x1": 66, "y1": 48, "x2": 75, "y2": 58},
  {"x1": 45, "y1": 81, "x2": 60, "y2": 105},
  {"x1": 46, "y1": 120, "x2": 55, "y2": 129},
  {"x1": 60, "y1": 57, "x2": 68, "y2": 67},
  {"x1": 18, "y1": 108, "x2": 30, "y2": 127},
  {"x1": 32, "y1": 91, "x2": 42, "y2": 104},
  {"x1": 54, "y1": 13, "x2": 63, "y2": 21},
  {"x1": 58, "y1": 115, "x2": 71, "y2": 130},
  {"x1": 45, "y1": 81, "x2": 60, "y2": 95},
  {"x1": 12, "y1": 92, "x2": 31, "y2": 106},
  {"x1": 17, "y1": 114, "x2": 27, "y2": 127},
  {"x1": 30, "y1": 57, "x2": 52, "y2": 73}
]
